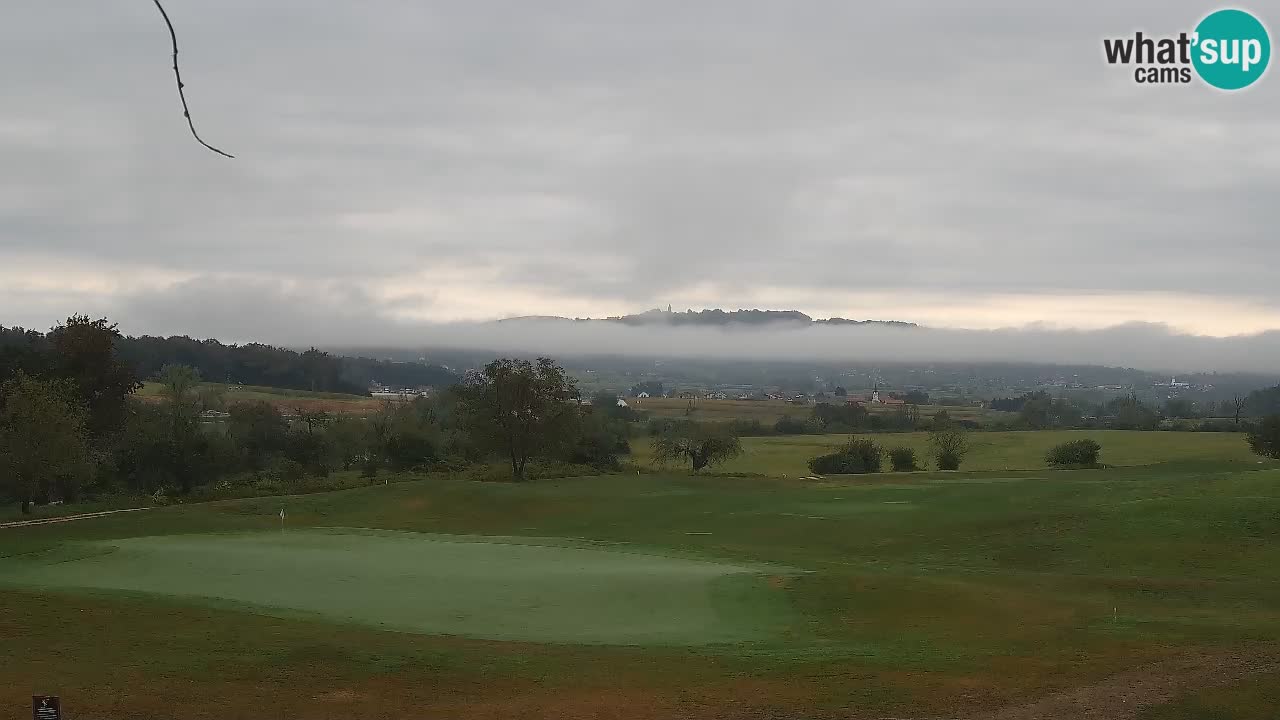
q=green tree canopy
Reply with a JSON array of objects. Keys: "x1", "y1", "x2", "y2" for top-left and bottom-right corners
[
  {"x1": 0, "y1": 373, "x2": 95, "y2": 512},
  {"x1": 457, "y1": 358, "x2": 580, "y2": 481}
]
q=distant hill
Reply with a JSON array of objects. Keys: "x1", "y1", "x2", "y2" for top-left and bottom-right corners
[{"x1": 497, "y1": 309, "x2": 917, "y2": 328}]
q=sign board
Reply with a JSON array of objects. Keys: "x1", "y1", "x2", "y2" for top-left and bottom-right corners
[{"x1": 32, "y1": 696, "x2": 61, "y2": 720}]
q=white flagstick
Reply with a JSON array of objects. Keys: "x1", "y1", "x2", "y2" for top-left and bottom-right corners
[{"x1": 279, "y1": 507, "x2": 286, "y2": 533}]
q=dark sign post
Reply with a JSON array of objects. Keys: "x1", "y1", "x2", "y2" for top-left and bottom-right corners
[{"x1": 32, "y1": 696, "x2": 61, "y2": 720}]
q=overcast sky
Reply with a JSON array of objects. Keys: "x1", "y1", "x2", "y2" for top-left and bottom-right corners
[{"x1": 2, "y1": 1, "x2": 1278, "y2": 343}]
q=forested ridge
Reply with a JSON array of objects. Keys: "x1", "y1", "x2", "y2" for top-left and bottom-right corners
[{"x1": 1, "y1": 323, "x2": 457, "y2": 394}]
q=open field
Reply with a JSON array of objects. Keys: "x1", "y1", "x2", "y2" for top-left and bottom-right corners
[
  {"x1": 631, "y1": 396, "x2": 1013, "y2": 424},
  {"x1": 137, "y1": 381, "x2": 384, "y2": 415},
  {"x1": 3, "y1": 445, "x2": 1280, "y2": 719},
  {"x1": 634, "y1": 429, "x2": 1261, "y2": 476}
]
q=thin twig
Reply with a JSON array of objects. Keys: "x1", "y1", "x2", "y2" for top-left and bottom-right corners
[{"x1": 152, "y1": 0, "x2": 234, "y2": 158}]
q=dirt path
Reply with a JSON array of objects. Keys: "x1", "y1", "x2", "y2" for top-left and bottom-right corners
[
  {"x1": 0, "y1": 507, "x2": 150, "y2": 530},
  {"x1": 967, "y1": 647, "x2": 1280, "y2": 720}
]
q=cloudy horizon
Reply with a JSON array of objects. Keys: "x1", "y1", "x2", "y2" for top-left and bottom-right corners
[{"x1": 3, "y1": 2, "x2": 1279, "y2": 342}]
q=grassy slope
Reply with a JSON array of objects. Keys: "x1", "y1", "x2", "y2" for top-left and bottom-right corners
[
  {"x1": 633, "y1": 429, "x2": 1260, "y2": 476},
  {"x1": 3, "y1": 452, "x2": 1280, "y2": 718}
]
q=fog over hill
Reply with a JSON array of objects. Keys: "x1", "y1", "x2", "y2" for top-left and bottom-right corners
[{"x1": 76, "y1": 281, "x2": 1280, "y2": 375}]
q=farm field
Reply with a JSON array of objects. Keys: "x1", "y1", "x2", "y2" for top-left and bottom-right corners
[
  {"x1": 3, "y1": 442, "x2": 1280, "y2": 719},
  {"x1": 137, "y1": 381, "x2": 384, "y2": 415},
  {"x1": 631, "y1": 396, "x2": 1012, "y2": 424},
  {"x1": 634, "y1": 429, "x2": 1260, "y2": 476}
]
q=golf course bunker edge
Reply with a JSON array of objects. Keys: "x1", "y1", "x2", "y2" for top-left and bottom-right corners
[{"x1": 0, "y1": 529, "x2": 795, "y2": 646}]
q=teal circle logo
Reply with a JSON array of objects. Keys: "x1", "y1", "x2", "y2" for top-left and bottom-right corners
[{"x1": 1192, "y1": 9, "x2": 1271, "y2": 90}]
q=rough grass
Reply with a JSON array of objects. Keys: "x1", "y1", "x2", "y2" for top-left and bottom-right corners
[
  {"x1": 3, "y1": 459, "x2": 1280, "y2": 718},
  {"x1": 633, "y1": 429, "x2": 1262, "y2": 476}
]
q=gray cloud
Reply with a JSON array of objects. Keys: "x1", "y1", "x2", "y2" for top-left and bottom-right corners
[{"x1": 2, "y1": 1, "x2": 1279, "y2": 335}]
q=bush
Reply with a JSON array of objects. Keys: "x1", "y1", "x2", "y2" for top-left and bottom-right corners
[
  {"x1": 807, "y1": 437, "x2": 883, "y2": 475},
  {"x1": 936, "y1": 450, "x2": 962, "y2": 471},
  {"x1": 1045, "y1": 439, "x2": 1102, "y2": 467},
  {"x1": 268, "y1": 458, "x2": 306, "y2": 485},
  {"x1": 888, "y1": 446, "x2": 919, "y2": 472}
]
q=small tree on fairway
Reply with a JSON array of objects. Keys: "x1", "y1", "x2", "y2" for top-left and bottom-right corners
[
  {"x1": 457, "y1": 358, "x2": 579, "y2": 481},
  {"x1": 0, "y1": 373, "x2": 95, "y2": 512},
  {"x1": 651, "y1": 422, "x2": 742, "y2": 472},
  {"x1": 930, "y1": 425, "x2": 970, "y2": 471},
  {"x1": 1247, "y1": 415, "x2": 1280, "y2": 460}
]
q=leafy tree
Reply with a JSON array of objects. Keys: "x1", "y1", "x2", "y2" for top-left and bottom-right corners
[
  {"x1": 1045, "y1": 439, "x2": 1102, "y2": 467},
  {"x1": 47, "y1": 315, "x2": 140, "y2": 437},
  {"x1": 0, "y1": 373, "x2": 95, "y2": 512},
  {"x1": 811, "y1": 402, "x2": 869, "y2": 431},
  {"x1": 327, "y1": 416, "x2": 372, "y2": 471},
  {"x1": 228, "y1": 401, "x2": 289, "y2": 470},
  {"x1": 158, "y1": 363, "x2": 201, "y2": 408},
  {"x1": 888, "y1": 446, "x2": 919, "y2": 472},
  {"x1": 930, "y1": 425, "x2": 970, "y2": 471},
  {"x1": 457, "y1": 358, "x2": 579, "y2": 481},
  {"x1": 591, "y1": 391, "x2": 635, "y2": 421},
  {"x1": 651, "y1": 421, "x2": 742, "y2": 472},
  {"x1": 833, "y1": 386, "x2": 847, "y2": 397},
  {"x1": 808, "y1": 437, "x2": 883, "y2": 474},
  {"x1": 566, "y1": 412, "x2": 630, "y2": 469},
  {"x1": 1246, "y1": 416, "x2": 1280, "y2": 460},
  {"x1": 197, "y1": 384, "x2": 227, "y2": 413},
  {"x1": 903, "y1": 390, "x2": 930, "y2": 405}
]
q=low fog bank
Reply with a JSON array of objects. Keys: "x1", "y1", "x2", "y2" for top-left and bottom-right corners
[
  {"x1": 400, "y1": 321, "x2": 1280, "y2": 375},
  {"x1": 41, "y1": 278, "x2": 1275, "y2": 374}
]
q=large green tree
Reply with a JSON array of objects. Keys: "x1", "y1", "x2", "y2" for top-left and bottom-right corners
[
  {"x1": 458, "y1": 358, "x2": 579, "y2": 481},
  {"x1": 0, "y1": 373, "x2": 95, "y2": 512},
  {"x1": 47, "y1": 315, "x2": 141, "y2": 437}
]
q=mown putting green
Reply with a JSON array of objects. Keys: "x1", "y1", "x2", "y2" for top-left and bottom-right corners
[{"x1": 0, "y1": 529, "x2": 791, "y2": 645}]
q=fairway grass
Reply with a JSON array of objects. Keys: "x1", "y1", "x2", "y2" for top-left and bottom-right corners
[
  {"x1": 4, "y1": 463, "x2": 1280, "y2": 719},
  {"x1": 634, "y1": 429, "x2": 1260, "y2": 476},
  {"x1": 0, "y1": 529, "x2": 792, "y2": 645}
]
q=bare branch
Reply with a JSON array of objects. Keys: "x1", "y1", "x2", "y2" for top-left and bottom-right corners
[{"x1": 152, "y1": 0, "x2": 234, "y2": 158}]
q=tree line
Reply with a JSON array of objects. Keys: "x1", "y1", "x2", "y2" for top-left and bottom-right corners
[
  {"x1": 0, "y1": 317, "x2": 633, "y2": 512},
  {"x1": 1, "y1": 322, "x2": 457, "y2": 397}
]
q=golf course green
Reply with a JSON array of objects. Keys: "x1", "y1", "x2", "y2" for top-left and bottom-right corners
[
  {"x1": 0, "y1": 529, "x2": 791, "y2": 645},
  {"x1": 3, "y1": 432, "x2": 1280, "y2": 719}
]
